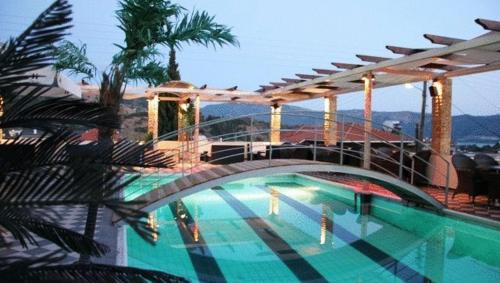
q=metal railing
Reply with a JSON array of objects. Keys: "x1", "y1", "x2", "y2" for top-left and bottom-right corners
[{"x1": 128, "y1": 111, "x2": 451, "y2": 206}]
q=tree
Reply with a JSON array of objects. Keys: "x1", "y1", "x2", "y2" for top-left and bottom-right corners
[
  {"x1": 116, "y1": 0, "x2": 239, "y2": 135},
  {"x1": 52, "y1": 0, "x2": 175, "y2": 263},
  {"x1": 0, "y1": 0, "x2": 184, "y2": 281}
]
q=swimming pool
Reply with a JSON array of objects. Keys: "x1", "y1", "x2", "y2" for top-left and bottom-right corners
[{"x1": 125, "y1": 174, "x2": 500, "y2": 282}]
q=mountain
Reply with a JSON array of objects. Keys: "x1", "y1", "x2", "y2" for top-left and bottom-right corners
[{"x1": 201, "y1": 103, "x2": 500, "y2": 143}]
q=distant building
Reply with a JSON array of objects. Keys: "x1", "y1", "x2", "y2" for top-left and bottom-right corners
[{"x1": 382, "y1": 120, "x2": 402, "y2": 134}]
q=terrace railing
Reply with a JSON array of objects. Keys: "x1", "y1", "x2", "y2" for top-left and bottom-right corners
[{"x1": 126, "y1": 111, "x2": 451, "y2": 206}]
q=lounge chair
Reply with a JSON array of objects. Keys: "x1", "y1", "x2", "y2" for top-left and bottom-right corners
[
  {"x1": 265, "y1": 144, "x2": 296, "y2": 159},
  {"x1": 451, "y1": 153, "x2": 488, "y2": 204},
  {"x1": 210, "y1": 144, "x2": 247, "y2": 164},
  {"x1": 478, "y1": 170, "x2": 500, "y2": 206},
  {"x1": 315, "y1": 146, "x2": 341, "y2": 164},
  {"x1": 474, "y1": 153, "x2": 498, "y2": 169}
]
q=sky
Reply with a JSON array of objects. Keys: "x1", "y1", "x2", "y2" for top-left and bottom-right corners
[{"x1": 1, "y1": 0, "x2": 500, "y2": 116}]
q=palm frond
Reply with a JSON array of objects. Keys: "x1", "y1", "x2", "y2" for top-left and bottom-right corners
[
  {"x1": 168, "y1": 10, "x2": 239, "y2": 49},
  {"x1": 124, "y1": 60, "x2": 169, "y2": 87},
  {"x1": 0, "y1": 168, "x2": 159, "y2": 244},
  {"x1": 0, "y1": 0, "x2": 72, "y2": 89},
  {"x1": 0, "y1": 207, "x2": 109, "y2": 256},
  {"x1": 0, "y1": 87, "x2": 120, "y2": 131},
  {"x1": 53, "y1": 40, "x2": 97, "y2": 79},
  {"x1": 1, "y1": 260, "x2": 188, "y2": 283},
  {"x1": 0, "y1": 130, "x2": 174, "y2": 173}
]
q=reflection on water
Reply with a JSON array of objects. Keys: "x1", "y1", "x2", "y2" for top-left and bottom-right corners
[{"x1": 127, "y1": 175, "x2": 500, "y2": 283}]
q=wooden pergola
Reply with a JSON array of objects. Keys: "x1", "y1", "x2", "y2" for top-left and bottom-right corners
[{"x1": 134, "y1": 18, "x2": 500, "y2": 185}]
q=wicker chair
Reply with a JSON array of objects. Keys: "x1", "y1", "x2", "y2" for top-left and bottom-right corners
[
  {"x1": 451, "y1": 154, "x2": 487, "y2": 204},
  {"x1": 411, "y1": 150, "x2": 432, "y2": 185}
]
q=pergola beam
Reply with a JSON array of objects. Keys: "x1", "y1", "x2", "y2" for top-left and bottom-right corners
[
  {"x1": 313, "y1": 68, "x2": 339, "y2": 75},
  {"x1": 270, "y1": 82, "x2": 289, "y2": 87},
  {"x1": 386, "y1": 45, "x2": 429, "y2": 55},
  {"x1": 265, "y1": 31, "x2": 500, "y2": 95},
  {"x1": 475, "y1": 18, "x2": 500, "y2": 32},
  {"x1": 424, "y1": 34, "x2": 465, "y2": 45},
  {"x1": 356, "y1": 54, "x2": 390, "y2": 63},
  {"x1": 331, "y1": 62, "x2": 364, "y2": 69},
  {"x1": 282, "y1": 78, "x2": 305, "y2": 83},
  {"x1": 296, "y1": 73, "x2": 322, "y2": 79},
  {"x1": 380, "y1": 67, "x2": 434, "y2": 79}
]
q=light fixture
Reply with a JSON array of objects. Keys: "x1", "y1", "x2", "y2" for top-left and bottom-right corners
[
  {"x1": 404, "y1": 83, "x2": 414, "y2": 89},
  {"x1": 429, "y1": 85, "x2": 438, "y2": 97},
  {"x1": 429, "y1": 78, "x2": 439, "y2": 97}
]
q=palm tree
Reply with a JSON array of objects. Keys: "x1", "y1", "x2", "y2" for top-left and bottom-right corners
[
  {"x1": 116, "y1": 0, "x2": 239, "y2": 135},
  {"x1": 0, "y1": 0, "x2": 184, "y2": 281},
  {"x1": 161, "y1": 9, "x2": 239, "y2": 80},
  {"x1": 53, "y1": 1, "x2": 175, "y2": 262}
]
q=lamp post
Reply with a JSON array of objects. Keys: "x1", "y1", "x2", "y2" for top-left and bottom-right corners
[{"x1": 405, "y1": 81, "x2": 428, "y2": 151}]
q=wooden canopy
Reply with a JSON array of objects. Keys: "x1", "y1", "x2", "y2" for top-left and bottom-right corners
[{"x1": 261, "y1": 18, "x2": 500, "y2": 104}]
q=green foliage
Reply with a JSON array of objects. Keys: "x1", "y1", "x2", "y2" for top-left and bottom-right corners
[
  {"x1": 165, "y1": 10, "x2": 239, "y2": 50},
  {"x1": 53, "y1": 40, "x2": 97, "y2": 79},
  {"x1": 158, "y1": 101, "x2": 178, "y2": 138},
  {"x1": 144, "y1": 131, "x2": 153, "y2": 142},
  {"x1": 0, "y1": 1, "x2": 181, "y2": 281}
]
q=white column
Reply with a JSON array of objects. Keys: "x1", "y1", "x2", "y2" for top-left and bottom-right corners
[
  {"x1": 363, "y1": 73, "x2": 373, "y2": 169},
  {"x1": 270, "y1": 104, "x2": 282, "y2": 143},
  {"x1": 431, "y1": 78, "x2": 452, "y2": 155},
  {"x1": 147, "y1": 92, "x2": 159, "y2": 140},
  {"x1": 323, "y1": 94, "x2": 337, "y2": 146}
]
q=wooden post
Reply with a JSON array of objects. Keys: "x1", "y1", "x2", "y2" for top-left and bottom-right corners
[
  {"x1": 431, "y1": 78, "x2": 452, "y2": 155},
  {"x1": 270, "y1": 104, "x2": 281, "y2": 143},
  {"x1": 363, "y1": 73, "x2": 373, "y2": 169},
  {"x1": 147, "y1": 92, "x2": 159, "y2": 139},
  {"x1": 323, "y1": 94, "x2": 337, "y2": 146}
]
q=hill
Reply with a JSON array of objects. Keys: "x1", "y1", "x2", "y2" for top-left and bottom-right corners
[{"x1": 201, "y1": 103, "x2": 500, "y2": 144}]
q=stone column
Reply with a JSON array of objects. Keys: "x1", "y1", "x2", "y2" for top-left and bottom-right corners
[
  {"x1": 193, "y1": 95, "x2": 201, "y2": 160},
  {"x1": 323, "y1": 94, "x2": 338, "y2": 146},
  {"x1": 431, "y1": 78, "x2": 452, "y2": 155},
  {"x1": 147, "y1": 92, "x2": 159, "y2": 139},
  {"x1": 270, "y1": 104, "x2": 282, "y2": 143},
  {"x1": 363, "y1": 73, "x2": 373, "y2": 169},
  {"x1": 177, "y1": 101, "x2": 185, "y2": 142}
]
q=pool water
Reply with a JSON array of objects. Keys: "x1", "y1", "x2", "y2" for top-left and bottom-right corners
[
  {"x1": 123, "y1": 174, "x2": 180, "y2": 201},
  {"x1": 126, "y1": 174, "x2": 500, "y2": 282}
]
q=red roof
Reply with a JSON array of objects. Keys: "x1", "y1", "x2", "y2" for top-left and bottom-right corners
[
  {"x1": 281, "y1": 123, "x2": 410, "y2": 144},
  {"x1": 80, "y1": 128, "x2": 120, "y2": 142}
]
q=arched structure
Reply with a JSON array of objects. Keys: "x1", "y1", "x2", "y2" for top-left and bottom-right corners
[{"x1": 115, "y1": 159, "x2": 444, "y2": 222}]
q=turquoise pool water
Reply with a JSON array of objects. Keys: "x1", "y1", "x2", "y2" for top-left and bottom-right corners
[
  {"x1": 126, "y1": 174, "x2": 500, "y2": 282},
  {"x1": 123, "y1": 174, "x2": 180, "y2": 201}
]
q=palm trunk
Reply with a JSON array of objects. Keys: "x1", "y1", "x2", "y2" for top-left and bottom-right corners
[{"x1": 79, "y1": 68, "x2": 121, "y2": 264}]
